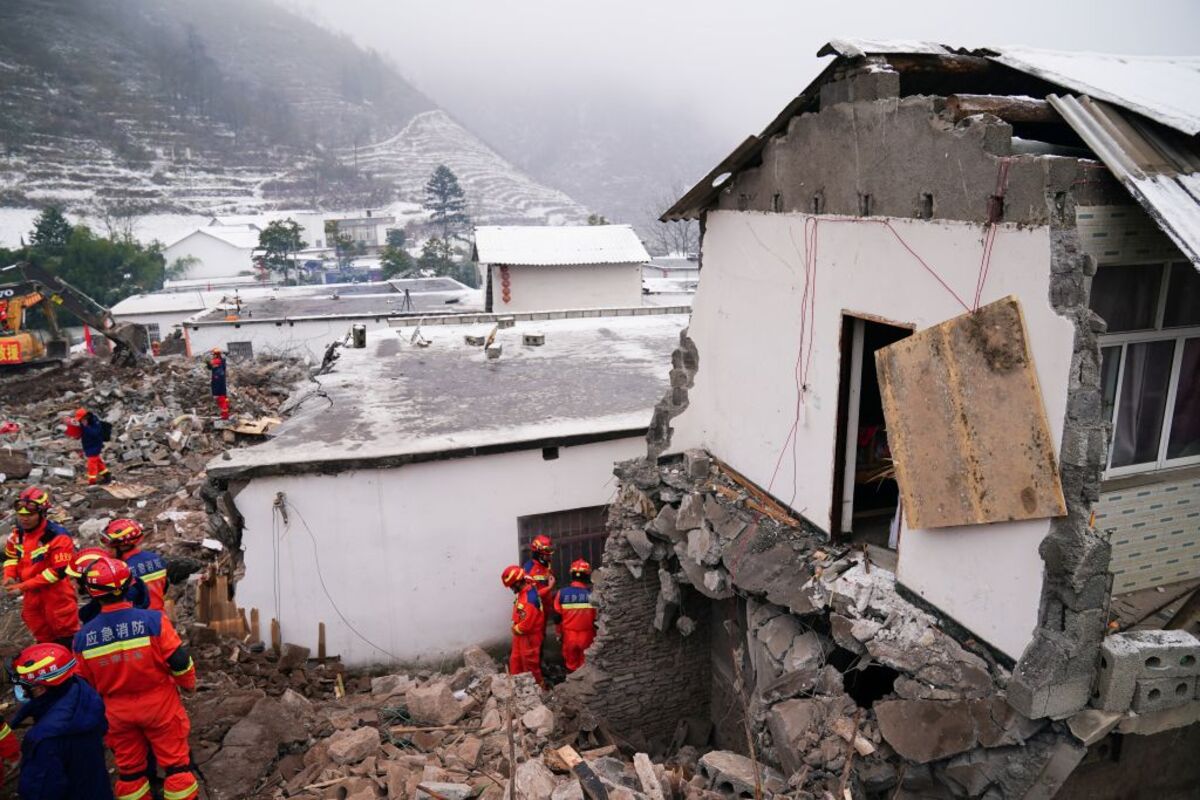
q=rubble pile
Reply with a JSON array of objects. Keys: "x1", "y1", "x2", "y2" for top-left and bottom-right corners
[
  {"x1": 184, "y1": 642, "x2": 756, "y2": 800},
  {"x1": 0, "y1": 355, "x2": 308, "y2": 658},
  {"x1": 560, "y1": 451, "x2": 1089, "y2": 799}
]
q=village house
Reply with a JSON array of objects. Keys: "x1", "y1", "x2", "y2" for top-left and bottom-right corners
[
  {"x1": 205, "y1": 309, "x2": 688, "y2": 666},
  {"x1": 475, "y1": 224, "x2": 650, "y2": 312},
  {"x1": 555, "y1": 41, "x2": 1200, "y2": 799},
  {"x1": 163, "y1": 223, "x2": 263, "y2": 281}
]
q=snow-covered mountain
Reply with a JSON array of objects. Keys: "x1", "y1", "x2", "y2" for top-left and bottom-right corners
[{"x1": 0, "y1": 0, "x2": 588, "y2": 224}]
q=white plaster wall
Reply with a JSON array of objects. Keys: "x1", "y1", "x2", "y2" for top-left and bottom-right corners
[
  {"x1": 164, "y1": 233, "x2": 254, "y2": 280},
  {"x1": 185, "y1": 316, "x2": 395, "y2": 362},
  {"x1": 113, "y1": 310, "x2": 201, "y2": 337},
  {"x1": 673, "y1": 210, "x2": 1076, "y2": 659},
  {"x1": 491, "y1": 263, "x2": 642, "y2": 312},
  {"x1": 230, "y1": 437, "x2": 644, "y2": 667}
]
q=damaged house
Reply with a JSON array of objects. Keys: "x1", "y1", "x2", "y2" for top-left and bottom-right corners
[
  {"x1": 206, "y1": 309, "x2": 687, "y2": 666},
  {"x1": 558, "y1": 42, "x2": 1200, "y2": 799}
]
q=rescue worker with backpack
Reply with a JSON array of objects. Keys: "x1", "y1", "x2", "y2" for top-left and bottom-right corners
[
  {"x1": 3, "y1": 487, "x2": 79, "y2": 647},
  {"x1": 100, "y1": 518, "x2": 168, "y2": 611},
  {"x1": 522, "y1": 535, "x2": 556, "y2": 625},
  {"x1": 66, "y1": 548, "x2": 151, "y2": 625},
  {"x1": 5, "y1": 643, "x2": 113, "y2": 800},
  {"x1": 64, "y1": 408, "x2": 112, "y2": 485},
  {"x1": 73, "y1": 556, "x2": 200, "y2": 800},
  {"x1": 205, "y1": 348, "x2": 230, "y2": 420},
  {"x1": 502, "y1": 565, "x2": 545, "y2": 687},
  {"x1": 553, "y1": 559, "x2": 597, "y2": 673}
]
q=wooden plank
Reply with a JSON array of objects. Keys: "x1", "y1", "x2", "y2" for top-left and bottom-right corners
[
  {"x1": 250, "y1": 608, "x2": 261, "y2": 644},
  {"x1": 875, "y1": 296, "x2": 1066, "y2": 529},
  {"x1": 946, "y1": 94, "x2": 1059, "y2": 124},
  {"x1": 271, "y1": 618, "x2": 282, "y2": 654},
  {"x1": 318, "y1": 622, "x2": 327, "y2": 665},
  {"x1": 555, "y1": 746, "x2": 609, "y2": 800}
]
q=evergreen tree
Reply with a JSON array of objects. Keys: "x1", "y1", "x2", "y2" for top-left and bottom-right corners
[
  {"x1": 423, "y1": 165, "x2": 469, "y2": 241},
  {"x1": 380, "y1": 243, "x2": 414, "y2": 279},
  {"x1": 587, "y1": 213, "x2": 609, "y2": 226},
  {"x1": 29, "y1": 207, "x2": 73, "y2": 253},
  {"x1": 385, "y1": 228, "x2": 407, "y2": 249},
  {"x1": 258, "y1": 218, "x2": 307, "y2": 284}
]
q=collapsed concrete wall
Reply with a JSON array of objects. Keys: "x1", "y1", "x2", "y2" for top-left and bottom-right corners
[{"x1": 561, "y1": 452, "x2": 1089, "y2": 798}]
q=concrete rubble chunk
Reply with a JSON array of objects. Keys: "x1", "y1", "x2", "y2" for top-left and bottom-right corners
[
  {"x1": 757, "y1": 614, "x2": 804, "y2": 663},
  {"x1": 626, "y1": 527, "x2": 655, "y2": 561},
  {"x1": 463, "y1": 644, "x2": 499, "y2": 675},
  {"x1": 874, "y1": 698, "x2": 978, "y2": 763},
  {"x1": 371, "y1": 673, "x2": 415, "y2": 698},
  {"x1": 698, "y1": 750, "x2": 783, "y2": 796},
  {"x1": 783, "y1": 630, "x2": 830, "y2": 672},
  {"x1": 415, "y1": 783, "x2": 473, "y2": 800},
  {"x1": 766, "y1": 698, "x2": 835, "y2": 777},
  {"x1": 1094, "y1": 629, "x2": 1200, "y2": 712},
  {"x1": 408, "y1": 682, "x2": 468, "y2": 726},
  {"x1": 676, "y1": 492, "x2": 704, "y2": 530},
  {"x1": 275, "y1": 642, "x2": 310, "y2": 672},
  {"x1": 521, "y1": 703, "x2": 555, "y2": 736},
  {"x1": 326, "y1": 726, "x2": 381, "y2": 765},
  {"x1": 686, "y1": 524, "x2": 722, "y2": 566},
  {"x1": 683, "y1": 448, "x2": 712, "y2": 479},
  {"x1": 514, "y1": 758, "x2": 559, "y2": 798},
  {"x1": 1131, "y1": 675, "x2": 1197, "y2": 714},
  {"x1": 1066, "y1": 708, "x2": 1124, "y2": 745},
  {"x1": 651, "y1": 505, "x2": 680, "y2": 540}
]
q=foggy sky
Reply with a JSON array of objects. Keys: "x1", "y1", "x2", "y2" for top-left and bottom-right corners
[{"x1": 289, "y1": 0, "x2": 1199, "y2": 144}]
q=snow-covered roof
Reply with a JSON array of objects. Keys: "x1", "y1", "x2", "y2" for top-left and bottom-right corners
[
  {"x1": 168, "y1": 225, "x2": 261, "y2": 251},
  {"x1": 474, "y1": 224, "x2": 650, "y2": 266},
  {"x1": 110, "y1": 292, "x2": 208, "y2": 316},
  {"x1": 207, "y1": 312, "x2": 686, "y2": 479},
  {"x1": 990, "y1": 47, "x2": 1200, "y2": 136}
]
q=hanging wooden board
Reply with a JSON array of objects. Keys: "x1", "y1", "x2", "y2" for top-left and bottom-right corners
[{"x1": 875, "y1": 295, "x2": 1066, "y2": 529}]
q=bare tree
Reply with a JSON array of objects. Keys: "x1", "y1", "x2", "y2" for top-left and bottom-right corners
[
  {"x1": 97, "y1": 196, "x2": 148, "y2": 243},
  {"x1": 641, "y1": 182, "x2": 698, "y2": 257}
]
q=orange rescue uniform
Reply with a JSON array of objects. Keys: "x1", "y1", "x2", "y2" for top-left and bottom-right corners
[
  {"x1": 553, "y1": 581, "x2": 597, "y2": 672},
  {"x1": 73, "y1": 602, "x2": 198, "y2": 800},
  {"x1": 522, "y1": 558, "x2": 555, "y2": 630},
  {"x1": 4, "y1": 521, "x2": 79, "y2": 644},
  {"x1": 510, "y1": 583, "x2": 545, "y2": 686},
  {"x1": 0, "y1": 721, "x2": 18, "y2": 787}
]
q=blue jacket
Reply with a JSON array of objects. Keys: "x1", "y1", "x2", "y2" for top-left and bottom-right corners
[
  {"x1": 208, "y1": 357, "x2": 227, "y2": 396},
  {"x1": 78, "y1": 415, "x2": 105, "y2": 458},
  {"x1": 10, "y1": 677, "x2": 113, "y2": 800}
]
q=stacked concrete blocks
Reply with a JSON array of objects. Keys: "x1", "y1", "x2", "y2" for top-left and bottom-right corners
[{"x1": 1092, "y1": 630, "x2": 1200, "y2": 714}]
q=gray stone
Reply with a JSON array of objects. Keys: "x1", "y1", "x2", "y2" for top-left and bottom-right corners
[
  {"x1": 651, "y1": 506, "x2": 679, "y2": 540},
  {"x1": 626, "y1": 528, "x2": 655, "y2": 561},
  {"x1": 1022, "y1": 738, "x2": 1087, "y2": 800},
  {"x1": 275, "y1": 642, "x2": 310, "y2": 672},
  {"x1": 408, "y1": 682, "x2": 468, "y2": 726},
  {"x1": 1115, "y1": 700, "x2": 1200, "y2": 735},
  {"x1": 676, "y1": 615, "x2": 697, "y2": 637},
  {"x1": 462, "y1": 645, "x2": 499, "y2": 675},
  {"x1": 683, "y1": 449, "x2": 711, "y2": 479},
  {"x1": 1131, "y1": 676, "x2": 1196, "y2": 714},
  {"x1": 514, "y1": 759, "x2": 558, "y2": 799},
  {"x1": 766, "y1": 698, "x2": 837, "y2": 776},
  {"x1": 1066, "y1": 708, "x2": 1123, "y2": 745},
  {"x1": 78, "y1": 517, "x2": 112, "y2": 538},
  {"x1": 521, "y1": 703, "x2": 555, "y2": 736},
  {"x1": 415, "y1": 784, "x2": 473, "y2": 800},
  {"x1": 698, "y1": 750, "x2": 783, "y2": 796},
  {"x1": 686, "y1": 524, "x2": 722, "y2": 566},
  {"x1": 327, "y1": 726, "x2": 381, "y2": 765},
  {"x1": 701, "y1": 569, "x2": 733, "y2": 598},
  {"x1": 874, "y1": 699, "x2": 978, "y2": 763},
  {"x1": 0, "y1": 452, "x2": 32, "y2": 479},
  {"x1": 279, "y1": 688, "x2": 312, "y2": 714},
  {"x1": 757, "y1": 614, "x2": 804, "y2": 663},
  {"x1": 676, "y1": 493, "x2": 704, "y2": 530},
  {"x1": 783, "y1": 631, "x2": 830, "y2": 672},
  {"x1": 371, "y1": 673, "x2": 414, "y2": 698}
]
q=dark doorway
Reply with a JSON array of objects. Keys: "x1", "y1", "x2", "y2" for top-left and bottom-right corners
[{"x1": 831, "y1": 315, "x2": 913, "y2": 549}]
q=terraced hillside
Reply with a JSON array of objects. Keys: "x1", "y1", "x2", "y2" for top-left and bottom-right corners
[{"x1": 0, "y1": 0, "x2": 588, "y2": 223}]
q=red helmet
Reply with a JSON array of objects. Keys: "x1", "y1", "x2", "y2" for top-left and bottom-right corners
[
  {"x1": 74, "y1": 408, "x2": 88, "y2": 421},
  {"x1": 82, "y1": 556, "x2": 132, "y2": 599},
  {"x1": 66, "y1": 547, "x2": 111, "y2": 579},
  {"x1": 10, "y1": 643, "x2": 78, "y2": 689},
  {"x1": 530, "y1": 535, "x2": 554, "y2": 556},
  {"x1": 569, "y1": 559, "x2": 592, "y2": 579},
  {"x1": 101, "y1": 518, "x2": 144, "y2": 551},
  {"x1": 14, "y1": 486, "x2": 51, "y2": 516},
  {"x1": 501, "y1": 565, "x2": 526, "y2": 588}
]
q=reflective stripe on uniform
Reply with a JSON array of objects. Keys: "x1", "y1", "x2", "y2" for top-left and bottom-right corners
[
  {"x1": 117, "y1": 781, "x2": 152, "y2": 800},
  {"x1": 560, "y1": 602, "x2": 594, "y2": 609},
  {"x1": 140, "y1": 569, "x2": 167, "y2": 584},
  {"x1": 163, "y1": 778, "x2": 199, "y2": 800},
  {"x1": 0, "y1": 722, "x2": 11, "y2": 739},
  {"x1": 81, "y1": 636, "x2": 152, "y2": 659},
  {"x1": 29, "y1": 545, "x2": 49, "y2": 560},
  {"x1": 40, "y1": 568, "x2": 60, "y2": 583},
  {"x1": 2, "y1": 559, "x2": 17, "y2": 568},
  {"x1": 171, "y1": 657, "x2": 194, "y2": 677}
]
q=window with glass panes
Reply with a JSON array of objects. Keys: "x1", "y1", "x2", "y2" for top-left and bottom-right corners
[{"x1": 1091, "y1": 262, "x2": 1200, "y2": 475}]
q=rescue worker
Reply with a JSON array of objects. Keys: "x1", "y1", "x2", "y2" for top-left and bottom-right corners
[
  {"x1": 502, "y1": 565, "x2": 544, "y2": 687},
  {"x1": 73, "y1": 556, "x2": 199, "y2": 800},
  {"x1": 6, "y1": 643, "x2": 112, "y2": 800},
  {"x1": 100, "y1": 518, "x2": 168, "y2": 611},
  {"x1": 0, "y1": 718, "x2": 18, "y2": 791},
  {"x1": 3, "y1": 487, "x2": 79, "y2": 647},
  {"x1": 205, "y1": 347, "x2": 230, "y2": 420},
  {"x1": 64, "y1": 408, "x2": 111, "y2": 485},
  {"x1": 66, "y1": 548, "x2": 150, "y2": 624},
  {"x1": 522, "y1": 535, "x2": 556, "y2": 620},
  {"x1": 553, "y1": 559, "x2": 597, "y2": 673}
]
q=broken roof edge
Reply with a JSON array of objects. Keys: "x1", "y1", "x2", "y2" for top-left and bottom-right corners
[{"x1": 208, "y1": 425, "x2": 649, "y2": 482}]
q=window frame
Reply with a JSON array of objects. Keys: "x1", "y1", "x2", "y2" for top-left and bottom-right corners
[{"x1": 1098, "y1": 261, "x2": 1200, "y2": 477}]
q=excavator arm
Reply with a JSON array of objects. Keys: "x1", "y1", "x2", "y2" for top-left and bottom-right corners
[{"x1": 0, "y1": 262, "x2": 150, "y2": 366}]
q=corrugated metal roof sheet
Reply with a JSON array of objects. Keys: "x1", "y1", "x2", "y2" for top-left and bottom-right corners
[
  {"x1": 474, "y1": 224, "x2": 650, "y2": 266},
  {"x1": 817, "y1": 39, "x2": 959, "y2": 58},
  {"x1": 1047, "y1": 94, "x2": 1200, "y2": 268},
  {"x1": 990, "y1": 48, "x2": 1200, "y2": 136}
]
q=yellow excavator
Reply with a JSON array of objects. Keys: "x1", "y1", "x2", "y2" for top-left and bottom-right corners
[{"x1": 0, "y1": 261, "x2": 150, "y2": 368}]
